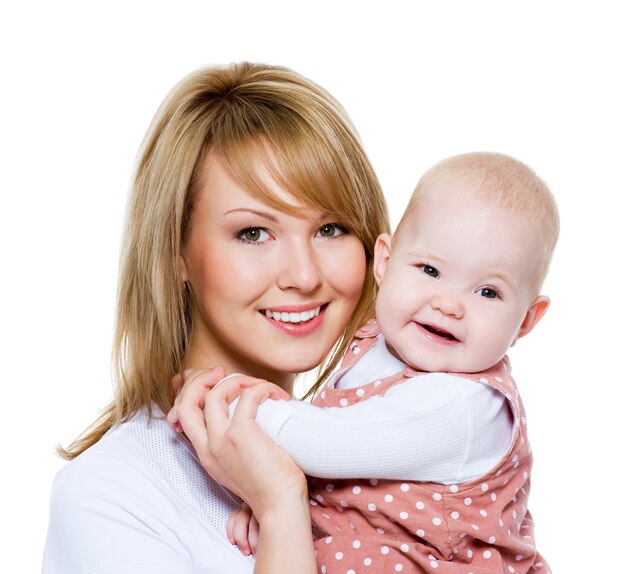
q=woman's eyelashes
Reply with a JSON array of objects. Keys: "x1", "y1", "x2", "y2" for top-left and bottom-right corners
[
  {"x1": 315, "y1": 223, "x2": 348, "y2": 239},
  {"x1": 235, "y1": 222, "x2": 348, "y2": 245},
  {"x1": 236, "y1": 227, "x2": 272, "y2": 245}
]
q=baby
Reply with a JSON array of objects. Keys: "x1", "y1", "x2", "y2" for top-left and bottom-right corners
[
  {"x1": 174, "y1": 152, "x2": 558, "y2": 573},
  {"x1": 301, "y1": 152, "x2": 557, "y2": 573}
]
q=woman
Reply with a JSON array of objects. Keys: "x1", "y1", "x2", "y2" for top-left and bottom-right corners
[{"x1": 43, "y1": 62, "x2": 389, "y2": 573}]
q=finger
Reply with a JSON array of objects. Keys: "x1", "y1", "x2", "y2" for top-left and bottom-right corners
[
  {"x1": 174, "y1": 369, "x2": 227, "y2": 461},
  {"x1": 184, "y1": 366, "x2": 227, "y2": 391},
  {"x1": 227, "y1": 508, "x2": 237, "y2": 544},
  {"x1": 201, "y1": 378, "x2": 274, "y2": 465},
  {"x1": 230, "y1": 383, "x2": 290, "y2": 425},
  {"x1": 175, "y1": 392, "x2": 213, "y2": 459},
  {"x1": 248, "y1": 513, "x2": 260, "y2": 555},
  {"x1": 201, "y1": 375, "x2": 271, "y2": 420},
  {"x1": 231, "y1": 504, "x2": 253, "y2": 555},
  {"x1": 167, "y1": 372, "x2": 188, "y2": 428},
  {"x1": 175, "y1": 367, "x2": 226, "y2": 424},
  {"x1": 170, "y1": 367, "x2": 224, "y2": 416}
]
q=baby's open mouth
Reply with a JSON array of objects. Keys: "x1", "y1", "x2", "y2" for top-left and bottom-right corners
[{"x1": 420, "y1": 323, "x2": 459, "y2": 342}]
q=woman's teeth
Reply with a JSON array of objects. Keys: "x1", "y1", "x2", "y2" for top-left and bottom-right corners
[{"x1": 264, "y1": 307, "x2": 321, "y2": 323}]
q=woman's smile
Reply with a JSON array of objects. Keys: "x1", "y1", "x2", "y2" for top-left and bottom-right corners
[
  {"x1": 181, "y1": 151, "x2": 366, "y2": 381},
  {"x1": 262, "y1": 303, "x2": 323, "y2": 324},
  {"x1": 261, "y1": 303, "x2": 328, "y2": 335}
]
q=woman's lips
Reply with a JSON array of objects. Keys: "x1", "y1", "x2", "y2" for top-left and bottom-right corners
[
  {"x1": 260, "y1": 303, "x2": 328, "y2": 336},
  {"x1": 262, "y1": 305, "x2": 321, "y2": 324}
]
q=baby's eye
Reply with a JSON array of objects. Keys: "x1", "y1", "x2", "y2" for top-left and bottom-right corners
[
  {"x1": 316, "y1": 223, "x2": 347, "y2": 238},
  {"x1": 237, "y1": 227, "x2": 270, "y2": 244},
  {"x1": 478, "y1": 287, "x2": 498, "y2": 299},
  {"x1": 421, "y1": 265, "x2": 439, "y2": 279}
]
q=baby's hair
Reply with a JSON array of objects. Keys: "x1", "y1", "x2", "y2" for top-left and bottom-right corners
[{"x1": 398, "y1": 152, "x2": 559, "y2": 293}]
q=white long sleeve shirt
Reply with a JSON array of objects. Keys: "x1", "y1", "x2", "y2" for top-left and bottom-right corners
[
  {"x1": 43, "y1": 339, "x2": 514, "y2": 572},
  {"x1": 43, "y1": 409, "x2": 254, "y2": 573},
  {"x1": 252, "y1": 336, "x2": 514, "y2": 484}
]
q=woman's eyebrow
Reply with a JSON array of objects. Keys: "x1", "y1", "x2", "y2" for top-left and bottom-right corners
[{"x1": 223, "y1": 208, "x2": 279, "y2": 222}]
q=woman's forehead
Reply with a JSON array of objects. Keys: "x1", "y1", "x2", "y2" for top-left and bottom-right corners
[{"x1": 195, "y1": 150, "x2": 327, "y2": 219}]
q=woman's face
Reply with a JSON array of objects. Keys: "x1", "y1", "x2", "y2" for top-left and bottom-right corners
[{"x1": 181, "y1": 151, "x2": 366, "y2": 389}]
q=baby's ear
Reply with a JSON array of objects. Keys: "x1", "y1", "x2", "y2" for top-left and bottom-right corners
[
  {"x1": 373, "y1": 234, "x2": 393, "y2": 287},
  {"x1": 513, "y1": 295, "x2": 550, "y2": 344}
]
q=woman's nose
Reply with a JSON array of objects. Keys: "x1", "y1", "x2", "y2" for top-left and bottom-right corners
[
  {"x1": 276, "y1": 241, "x2": 323, "y2": 292},
  {"x1": 430, "y1": 293, "x2": 464, "y2": 318}
]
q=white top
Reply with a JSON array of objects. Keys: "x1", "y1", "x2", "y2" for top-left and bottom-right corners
[
  {"x1": 42, "y1": 409, "x2": 254, "y2": 573},
  {"x1": 253, "y1": 336, "x2": 514, "y2": 484},
  {"x1": 43, "y1": 338, "x2": 514, "y2": 572}
]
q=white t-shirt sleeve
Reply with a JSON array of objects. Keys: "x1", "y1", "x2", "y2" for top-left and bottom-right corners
[
  {"x1": 253, "y1": 373, "x2": 514, "y2": 484},
  {"x1": 43, "y1": 447, "x2": 192, "y2": 573}
]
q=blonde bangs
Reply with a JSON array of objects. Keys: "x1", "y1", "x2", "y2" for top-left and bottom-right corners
[{"x1": 208, "y1": 115, "x2": 373, "y2": 250}]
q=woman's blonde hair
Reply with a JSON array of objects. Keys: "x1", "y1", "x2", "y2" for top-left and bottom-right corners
[{"x1": 61, "y1": 62, "x2": 389, "y2": 459}]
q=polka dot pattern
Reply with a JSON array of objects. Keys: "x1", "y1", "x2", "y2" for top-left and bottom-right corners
[{"x1": 309, "y1": 324, "x2": 550, "y2": 573}]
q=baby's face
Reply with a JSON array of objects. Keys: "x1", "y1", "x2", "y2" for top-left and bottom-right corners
[{"x1": 374, "y1": 194, "x2": 548, "y2": 373}]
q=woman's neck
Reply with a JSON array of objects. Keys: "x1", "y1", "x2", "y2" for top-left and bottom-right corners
[{"x1": 183, "y1": 346, "x2": 296, "y2": 395}]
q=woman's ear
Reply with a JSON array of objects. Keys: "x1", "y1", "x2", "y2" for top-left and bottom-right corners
[
  {"x1": 513, "y1": 295, "x2": 550, "y2": 344},
  {"x1": 373, "y1": 234, "x2": 392, "y2": 287}
]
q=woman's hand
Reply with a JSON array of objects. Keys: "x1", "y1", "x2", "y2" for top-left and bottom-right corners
[
  {"x1": 172, "y1": 372, "x2": 302, "y2": 512},
  {"x1": 170, "y1": 369, "x2": 316, "y2": 573},
  {"x1": 167, "y1": 367, "x2": 229, "y2": 434}
]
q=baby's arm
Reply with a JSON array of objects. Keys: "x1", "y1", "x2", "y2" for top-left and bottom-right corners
[
  {"x1": 168, "y1": 370, "x2": 513, "y2": 483},
  {"x1": 254, "y1": 372, "x2": 514, "y2": 483}
]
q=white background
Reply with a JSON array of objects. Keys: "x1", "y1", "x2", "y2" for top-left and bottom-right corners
[{"x1": 2, "y1": 1, "x2": 624, "y2": 571}]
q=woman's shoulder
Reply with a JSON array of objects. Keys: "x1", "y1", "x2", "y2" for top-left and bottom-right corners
[
  {"x1": 51, "y1": 407, "x2": 209, "y2": 505},
  {"x1": 49, "y1": 410, "x2": 178, "y2": 516},
  {"x1": 45, "y1": 408, "x2": 253, "y2": 573}
]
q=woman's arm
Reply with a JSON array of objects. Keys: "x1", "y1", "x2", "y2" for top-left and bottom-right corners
[{"x1": 174, "y1": 371, "x2": 316, "y2": 574}]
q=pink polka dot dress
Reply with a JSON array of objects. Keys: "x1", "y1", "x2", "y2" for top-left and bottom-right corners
[{"x1": 308, "y1": 322, "x2": 550, "y2": 573}]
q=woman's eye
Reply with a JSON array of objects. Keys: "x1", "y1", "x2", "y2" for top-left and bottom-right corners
[
  {"x1": 478, "y1": 287, "x2": 498, "y2": 299},
  {"x1": 316, "y1": 223, "x2": 346, "y2": 238},
  {"x1": 237, "y1": 227, "x2": 270, "y2": 244},
  {"x1": 421, "y1": 265, "x2": 439, "y2": 278}
]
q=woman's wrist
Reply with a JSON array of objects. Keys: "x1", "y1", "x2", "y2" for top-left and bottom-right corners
[
  {"x1": 250, "y1": 471, "x2": 308, "y2": 524},
  {"x1": 254, "y1": 492, "x2": 316, "y2": 574}
]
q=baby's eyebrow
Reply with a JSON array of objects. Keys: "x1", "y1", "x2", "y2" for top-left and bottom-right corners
[
  {"x1": 405, "y1": 250, "x2": 444, "y2": 262},
  {"x1": 223, "y1": 208, "x2": 279, "y2": 222},
  {"x1": 483, "y1": 271, "x2": 516, "y2": 291}
]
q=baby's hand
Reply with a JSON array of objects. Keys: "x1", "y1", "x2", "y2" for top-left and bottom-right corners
[{"x1": 227, "y1": 502, "x2": 259, "y2": 556}]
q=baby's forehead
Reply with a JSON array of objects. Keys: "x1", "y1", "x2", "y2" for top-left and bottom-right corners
[{"x1": 395, "y1": 196, "x2": 544, "y2": 283}]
